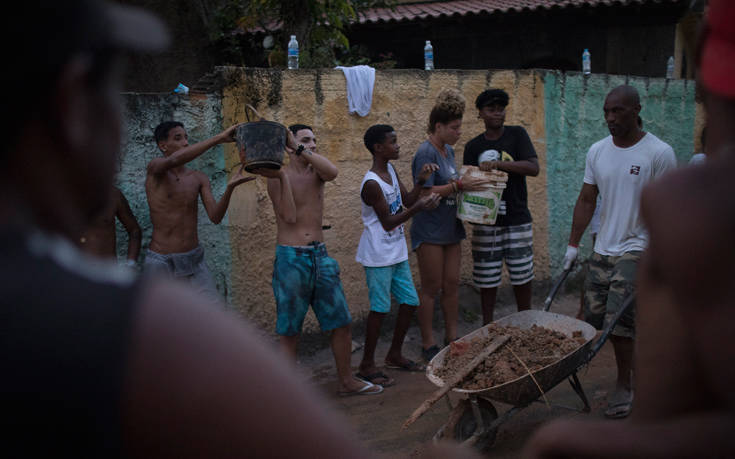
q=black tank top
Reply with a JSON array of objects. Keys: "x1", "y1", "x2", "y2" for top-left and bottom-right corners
[{"x1": 0, "y1": 227, "x2": 139, "y2": 457}]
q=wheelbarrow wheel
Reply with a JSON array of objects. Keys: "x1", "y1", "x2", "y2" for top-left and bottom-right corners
[{"x1": 454, "y1": 398, "x2": 498, "y2": 452}]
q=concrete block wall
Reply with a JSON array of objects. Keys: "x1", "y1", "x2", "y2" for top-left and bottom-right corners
[{"x1": 118, "y1": 68, "x2": 701, "y2": 333}]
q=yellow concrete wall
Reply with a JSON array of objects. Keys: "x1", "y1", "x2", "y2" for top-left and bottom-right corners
[{"x1": 220, "y1": 68, "x2": 549, "y2": 332}]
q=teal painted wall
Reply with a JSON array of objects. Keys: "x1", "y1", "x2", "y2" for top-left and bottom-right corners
[
  {"x1": 117, "y1": 93, "x2": 235, "y2": 304},
  {"x1": 543, "y1": 71, "x2": 698, "y2": 272}
]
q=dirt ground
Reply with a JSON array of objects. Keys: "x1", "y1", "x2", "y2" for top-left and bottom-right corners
[{"x1": 291, "y1": 284, "x2": 620, "y2": 458}]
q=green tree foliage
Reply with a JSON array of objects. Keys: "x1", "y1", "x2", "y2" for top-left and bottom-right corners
[{"x1": 212, "y1": 0, "x2": 393, "y2": 68}]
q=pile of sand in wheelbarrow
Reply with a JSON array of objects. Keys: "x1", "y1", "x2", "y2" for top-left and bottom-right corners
[{"x1": 435, "y1": 323, "x2": 587, "y2": 390}]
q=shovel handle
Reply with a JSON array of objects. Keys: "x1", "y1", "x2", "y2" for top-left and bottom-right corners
[
  {"x1": 544, "y1": 264, "x2": 573, "y2": 312},
  {"x1": 402, "y1": 335, "x2": 510, "y2": 430}
]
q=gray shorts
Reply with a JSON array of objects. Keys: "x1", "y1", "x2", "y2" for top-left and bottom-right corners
[{"x1": 144, "y1": 246, "x2": 219, "y2": 301}]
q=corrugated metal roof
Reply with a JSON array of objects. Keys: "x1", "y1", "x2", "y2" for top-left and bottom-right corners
[
  {"x1": 243, "y1": 0, "x2": 679, "y2": 33},
  {"x1": 357, "y1": 0, "x2": 679, "y2": 24}
]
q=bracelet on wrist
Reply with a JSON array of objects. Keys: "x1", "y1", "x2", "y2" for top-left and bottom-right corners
[
  {"x1": 457, "y1": 178, "x2": 464, "y2": 191},
  {"x1": 568, "y1": 243, "x2": 578, "y2": 248}
]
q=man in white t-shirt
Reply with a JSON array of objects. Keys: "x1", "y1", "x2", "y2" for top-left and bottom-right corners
[{"x1": 562, "y1": 85, "x2": 677, "y2": 419}]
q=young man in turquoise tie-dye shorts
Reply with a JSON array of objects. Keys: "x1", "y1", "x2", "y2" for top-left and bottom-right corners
[{"x1": 265, "y1": 124, "x2": 383, "y2": 396}]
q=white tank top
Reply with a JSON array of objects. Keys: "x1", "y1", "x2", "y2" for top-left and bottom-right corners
[{"x1": 355, "y1": 163, "x2": 409, "y2": 267}]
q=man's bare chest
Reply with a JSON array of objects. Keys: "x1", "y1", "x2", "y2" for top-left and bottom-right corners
[
  {"x1": 150, "y1": 174, "x2": 200, "y2": 205},
  {"x1": 287, "y1": 173, "x2": 323, "y2": 207}
]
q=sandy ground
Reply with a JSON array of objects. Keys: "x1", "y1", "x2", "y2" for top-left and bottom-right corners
[{"x1": 292, "y1": 285, "x2": 621, "y2": 457}]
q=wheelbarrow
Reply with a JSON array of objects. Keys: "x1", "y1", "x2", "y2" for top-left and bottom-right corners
[{"x1": 419, "y1": 266, "x2": 634, "y2": 451}]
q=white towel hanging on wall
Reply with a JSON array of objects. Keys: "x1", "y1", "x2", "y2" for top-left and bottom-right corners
[{"x1": 335, "y1": 65, "x2": 375, "y2": 117}]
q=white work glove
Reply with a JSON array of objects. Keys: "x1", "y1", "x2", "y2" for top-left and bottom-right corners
[
  {"x1": 563, "y1": 245, "x2": 578, "y2": 270},
  {"x1": 123, "y1": 259, "x2": 139, "y2": 272}
]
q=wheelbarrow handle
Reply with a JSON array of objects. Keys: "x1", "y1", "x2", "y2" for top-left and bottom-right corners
[
  {"x1": 587, "y1": 293, "x2": 635, "y2": 361},
  {"x1": 543, "y1": 263, "x2": 574, "y2": 312}
]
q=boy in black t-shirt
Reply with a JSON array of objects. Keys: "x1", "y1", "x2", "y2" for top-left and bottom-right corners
[{"x1": 462, "y1": 89, "x2": 540, "y2": 324}]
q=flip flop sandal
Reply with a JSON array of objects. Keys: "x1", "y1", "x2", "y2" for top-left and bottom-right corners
[
  {"x1": 355, "y1": 371, "x2": 396, "y2": 387},
  {"x1": 337, "y1": 381, "x2": 384, "y2": 397},
  {"x1": 421, "y1": 345, "x2": 440, "y2": 362},
  {"x1": 384, "y1": 359, "x2": 425, "y2": 372},
  {"x1": 605, "y1": 389, "x2": 634, "y2": 419},
  {"x1": 604, "y1": 400, "x2": 632, "y2": 419}
]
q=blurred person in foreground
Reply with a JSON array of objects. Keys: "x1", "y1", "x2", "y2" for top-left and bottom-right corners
[
  {"x1": 524, "y1": 0, "x2": 735, "y2": 456},
  {"x1": 0, "y1": 1, "x2": 372, "y2": 457}
]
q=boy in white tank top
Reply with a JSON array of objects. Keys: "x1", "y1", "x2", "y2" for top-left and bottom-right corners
[{"x1": 355, "y1": 125, "x2": 440, "y2": 386}]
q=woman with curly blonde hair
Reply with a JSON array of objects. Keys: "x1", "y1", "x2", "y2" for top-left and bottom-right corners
[{"x1": 410, "y1": 89, "x2": 489, "y2": 362}]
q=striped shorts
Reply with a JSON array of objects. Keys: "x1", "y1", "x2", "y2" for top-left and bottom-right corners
[{"x1": 471, "y1": 223, "x2": 534, "y2": 289}]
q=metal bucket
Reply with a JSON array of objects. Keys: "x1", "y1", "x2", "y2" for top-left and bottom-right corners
[{"x1": 235, "y1": 104, "x2": 287, "y2": 172}]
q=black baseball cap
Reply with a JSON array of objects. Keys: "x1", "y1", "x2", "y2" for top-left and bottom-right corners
[
  {"x1": 0, "y1": 1, "x2": 170, "y2": 154},
  {"x1": 93, "y1": 1, "x2": 171, "y2": 53},
  {"x1": 475, "y1": 89, "x2": 510, "y2": 109},
  {"x1": 2, "y1": 1, "x2": 169, "y2": 68}
]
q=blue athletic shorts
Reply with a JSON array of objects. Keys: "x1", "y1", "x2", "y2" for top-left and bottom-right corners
[
  {"x1": 272, "y1": 243, "x2": 352, "y2": 336},
  {"x1": 364, "y1": 260, "x2": 420, "y2": 313}
]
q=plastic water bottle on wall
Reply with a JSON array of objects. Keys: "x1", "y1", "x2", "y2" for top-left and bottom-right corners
[
  {"x1": 582, "y1": 49, "x2": 591, "y2": 75},
  {"x1": 173, "y1": 83, "x2": 189, "y2": 95},
  {"x1": 666, "y1": 56, "x2": 675, "y2": 79},
  {"x1": 288, "y1": 35, "x2": 299, "y2": 70},
  {"x1": 424, "y1": 40, "x2": 434, "y2": 70}
]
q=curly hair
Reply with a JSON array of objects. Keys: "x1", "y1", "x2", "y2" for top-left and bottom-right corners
[{"x1": 428, "y1": 88, "x2": 465, "y2": 133}]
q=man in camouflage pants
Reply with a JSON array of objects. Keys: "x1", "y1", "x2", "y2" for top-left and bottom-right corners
[{"x1": 561, "y1": 85, "x2": 676, "y2": 419}]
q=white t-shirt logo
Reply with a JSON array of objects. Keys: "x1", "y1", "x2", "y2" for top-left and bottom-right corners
[{"x1": 479, "y1": 149, "x2": 500, "y2": 163}]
